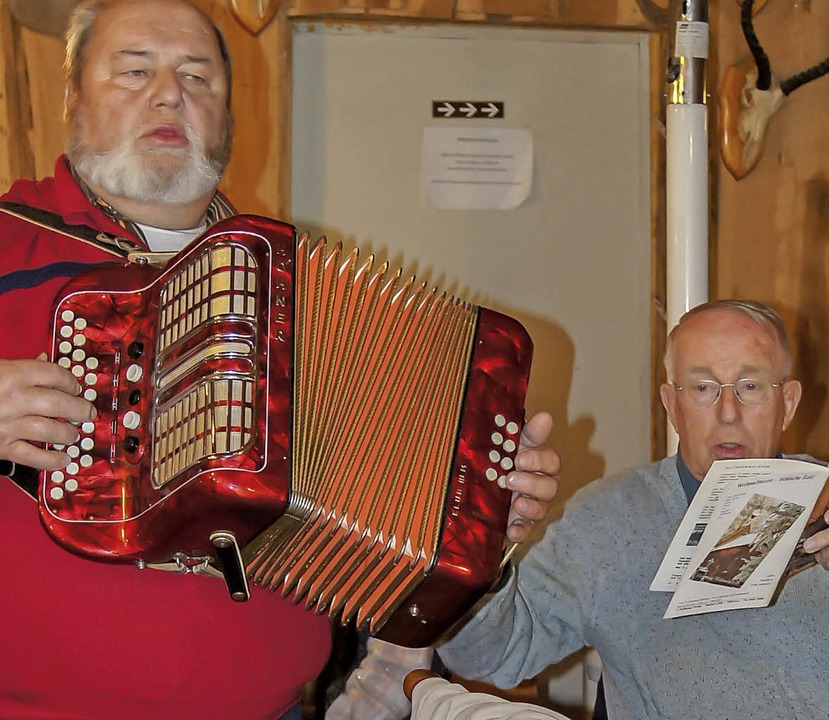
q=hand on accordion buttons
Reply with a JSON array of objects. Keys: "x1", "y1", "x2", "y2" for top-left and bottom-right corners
[
  {"x1": 505, "y1": 412, "x2": 560, "y2": 544},
  {"x1": 0, "y1": 354, "x2": 97, "y2": 472},
  {"x1": 325, "y1": 638, "x2": 434, "y2": 720}
]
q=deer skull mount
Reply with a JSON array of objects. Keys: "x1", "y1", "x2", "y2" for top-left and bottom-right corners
[
  {"x1": 228, "y1": 0, "x2": 281, "y2": 35},
  {"x1": 719, "y1": 61, "x2": 785, "y2": 180},
  {"x1": 719, "y1": 0, "x2": 829, "y2": 180}
]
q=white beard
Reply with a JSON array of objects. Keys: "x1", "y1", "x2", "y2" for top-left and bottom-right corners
[{"x1": 67, "y1": 121, "x2": 227, "y2": 206}]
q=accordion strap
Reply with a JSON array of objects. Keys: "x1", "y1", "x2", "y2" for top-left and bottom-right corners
[
  {"x1": 0, "y1": 200, "x2": 141, "y2": 258},
  {"x1": 0, "y1": 460, "x2": 38, "y2": 499}
]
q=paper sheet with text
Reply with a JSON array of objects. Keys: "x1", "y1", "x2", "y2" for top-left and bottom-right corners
[{"x1": 650, "y1": 458, "x2": 829, "y2": 619}]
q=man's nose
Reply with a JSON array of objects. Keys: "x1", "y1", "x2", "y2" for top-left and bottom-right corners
[
  {"x1": 150, "y1": 69, "x2": 183, "y2": 108},
  {"x1": 716, "y1": 384, "x2": 741, "y2": 421}
]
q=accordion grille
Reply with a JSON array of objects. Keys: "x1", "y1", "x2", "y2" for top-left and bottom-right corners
[
  {"x1": 246, "y1": 235, "x2": 477, "y2": 631},
  {"x1": 152, "y1": 243, "x2": 259, "y2": 489}
]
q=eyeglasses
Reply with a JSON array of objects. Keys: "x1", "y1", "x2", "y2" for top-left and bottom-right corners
[{"x1": 671, "y1": 378, "x2": 786, "y2": 407}]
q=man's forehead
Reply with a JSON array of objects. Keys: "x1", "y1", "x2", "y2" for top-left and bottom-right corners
[
  {"x1": 683, "y1": 363, "x2": 769, "y2": 377},
  {"x1": 678, "y1": 308, "x2": 776, "y2": 339},
  {"x1": 673, "y1": 309, "x2": 783, "y2": 364},
  {"x1": 93, "y1": 0, "x2": 218, "y2": 54}
]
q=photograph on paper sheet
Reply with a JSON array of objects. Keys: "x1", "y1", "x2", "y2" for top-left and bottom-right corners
[{"x1": 689, "y1": 493, "x2": 806, "y2": 589}]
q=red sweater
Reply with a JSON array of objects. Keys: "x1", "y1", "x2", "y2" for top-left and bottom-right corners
[{"x1": 0, "y1": 157, "x2": 331, "y2": 720}]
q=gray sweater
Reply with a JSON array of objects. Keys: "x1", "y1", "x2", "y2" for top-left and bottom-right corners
[{"x1": 438, "y1": 456, "x2": 829, "y2": 719}]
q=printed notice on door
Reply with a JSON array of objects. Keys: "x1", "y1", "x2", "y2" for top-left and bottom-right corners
[{"x1": 422, "y1": 127, "x2": 533, "y2": 210}]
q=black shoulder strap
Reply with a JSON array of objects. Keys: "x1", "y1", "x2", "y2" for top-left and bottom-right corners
[
  {"x1": 0, "y1": 200, "x2": 141, "y2": 258},
  {"x1": 0, "y1": 460, "x2": 38, "y2": 499}
]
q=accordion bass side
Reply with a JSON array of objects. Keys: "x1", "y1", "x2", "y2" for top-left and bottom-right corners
[{"x1": 40, "y1": 214, "x2": 533, "y2": 646}]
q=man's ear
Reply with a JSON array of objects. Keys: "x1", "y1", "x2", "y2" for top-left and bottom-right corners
[
  {"x1": 64, "y1": 81, "x2": 78, "y2": 117},
  {"x1": 660, "y1": 383, "x2": 678, "y2": 432},
  {"x1": 781, "y1": 379, "x2": 802, "y2": 432}
]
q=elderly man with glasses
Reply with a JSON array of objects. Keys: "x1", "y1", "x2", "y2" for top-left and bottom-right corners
[{"x1": 435, "y1": 299, "x2": 829, "y2": 720}]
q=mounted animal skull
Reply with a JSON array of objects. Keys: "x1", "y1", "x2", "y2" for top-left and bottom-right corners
[
  {"x1": 719, "y1": 0, "x2": 829, "y2": 180},
  {"x1": 719, "y1": 61, "x2": 785, "y2": 181},
  {"x1": 9, "y1": 0, "x2": 81, "y2": 38}
]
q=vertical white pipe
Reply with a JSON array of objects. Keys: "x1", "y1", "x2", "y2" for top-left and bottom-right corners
[
  {"x1": 665, "y1": 2, "x2": 710, "y2": 454},
  {"x1": 666, "y1": 103, "x2": 709, "y2": 328}
]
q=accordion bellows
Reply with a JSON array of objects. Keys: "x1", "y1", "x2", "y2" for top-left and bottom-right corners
[{"x1": 40, "y1": 215, "x2": 532, "y2": 645}]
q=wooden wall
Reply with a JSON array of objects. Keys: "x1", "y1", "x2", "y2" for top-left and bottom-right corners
[
  {"x1": 1, "y1": 0, "x2": 826, "y2": 460},
  {"x1": 713, "y1": 0, "x2": 829, "y2": 459}
]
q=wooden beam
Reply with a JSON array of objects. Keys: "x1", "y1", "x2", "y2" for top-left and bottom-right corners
[{"x1": 0, "y1": 0, "x2": 34, "y2": 186}]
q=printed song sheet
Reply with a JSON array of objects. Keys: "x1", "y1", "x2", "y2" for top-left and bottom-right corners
[{"x1": 650, "y1": 458, "x2": 829, "y2": 619}]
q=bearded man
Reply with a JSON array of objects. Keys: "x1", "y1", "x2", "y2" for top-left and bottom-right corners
[{"x1": 0, "y1": 1, "x2": 559, "y2": 719}]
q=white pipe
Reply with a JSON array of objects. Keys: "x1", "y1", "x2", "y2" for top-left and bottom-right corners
[
  {"x1": 665, "y1": 3, "x2": 710, "y2": 454},
  {"x1": 666, "y1": 103, "x2": 708, "y2": 331}
]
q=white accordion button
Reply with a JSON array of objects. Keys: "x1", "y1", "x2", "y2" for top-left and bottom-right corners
[
  {"x1": 491, "y1": 432, "x2": 504, "y2": 445},
  {"x1": 500, "y1": 457, "x2": 514, "y2": 471},
  {"x1": 85, "y1": 373, "x2": 97, "y2": 386},
  {"x1": 83, "y1": 389, "x2": 97, "y2": 402},
  {"x1": 58, "y1": 357, "x2": 71, "y2": 369},
  {"x1": 503, "y1": 439, "x2": 516, "y2": 453},
  {"x1": 497, "y1": 475, "x2": 508, "y2": 489},
  {"x1": 81, "y1": 422, "x2": 95, "y2": 435},
  {"x1": 71, "y1": 365, "x2": 84, "y2": 378},
  {"x1": 66, "y1": 462, "x2": 79, "y2": 475},
  {"x1": 51, "y1": 471, "x2": 65, "y2": 484},
  {"x1": 73, "y1": 334, "x2": 86, "y2": 347},
  {"x1": 494, "y1": 414, "x2": 506, "y2": 428},
  {"x1": 506, "y1": 421, "x2": 519, "y2": 436},
  {"x1": 489, "y1": 450, "x2": 501, "y2": 463},
  {"x1": 59, "y1": 341, "x2": 72, "y2": 355},
  {"x1": 80, "y1": 455, "x2": 93, "y2": 468},
  {"x1": 74, "y1": 318, "x2": 88, "y2": 330},
  {"x1": 65, "y1": 478, "x2": 79, "y2": 492},
  {"x1": 67, "y1": 445, "x2": 80, "y2": 459},
  {"x1": 60, "y1": 325, "x2": 73, "y2": 338},
  {"x1": 485, "y1": 468, "x2": 498, "y2": 481},
  {"x1": 50, "y1": 486, "x2": 64, "y2": 500},
  {"x1": 85, "y1": 357, "x2": 99, "y2": 370},
  {"x1": 80, "y1": 437, "x2": 94, "y2": 451},
  {"x1": 72, "y1": 348, "x2": 86, "y2": 362},
  {"x1": 126, "y1": 364, "x2": 143, "y2": 383},
  {"x1": 123, "y1": 411, "x2": 141, "y2": 430},
  {"x1": 61, "y1": 310, "x2": 75, "y2": 323}
]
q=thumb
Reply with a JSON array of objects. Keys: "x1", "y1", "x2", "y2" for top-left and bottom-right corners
[{"x1": 520, "y1": 411, "x2": 553, "y2": 449}]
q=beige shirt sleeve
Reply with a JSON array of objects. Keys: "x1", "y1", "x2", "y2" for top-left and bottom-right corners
[{"x1": 410, "y1": 677, "x2": 573, "y2": 720}]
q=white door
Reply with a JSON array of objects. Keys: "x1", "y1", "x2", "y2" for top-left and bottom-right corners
[
  {"x1": 292, "y1": 22, "x2": 651, "y2": 490},
  {"x1": 291, "y1": 22, "x2": 651, "y2": 710}
]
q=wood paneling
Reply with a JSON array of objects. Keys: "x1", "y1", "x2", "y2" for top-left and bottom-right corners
[
  {"x1": 0, "y1": 0, "x2": 34, "y2": 188},
  {"x1": 20, "y1": 28, "x2": 65, "y2": 179},
  {"x1": 713, "y1": 0, "x2": 829, "y2": 457}
]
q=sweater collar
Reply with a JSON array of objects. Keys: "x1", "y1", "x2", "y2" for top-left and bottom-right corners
[
  {"x1": 675, "y1": 449, "x2": 699, "y2": 505},
  {"x1": 674, "y1": 448, "x2": 785, "y2": 506}
]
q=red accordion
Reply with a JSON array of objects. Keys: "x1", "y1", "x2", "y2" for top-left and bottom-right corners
[{"x1": 40, "y1": 214, "x2": 532, "y2": 646}]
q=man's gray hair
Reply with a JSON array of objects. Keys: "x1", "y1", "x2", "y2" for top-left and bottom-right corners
[
  {"x1": 665, "y1": 299, "x2": 793, "y2": 377},
  {"x1": 63, "y1": 0, "x2": 233, "y2": 104}
]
